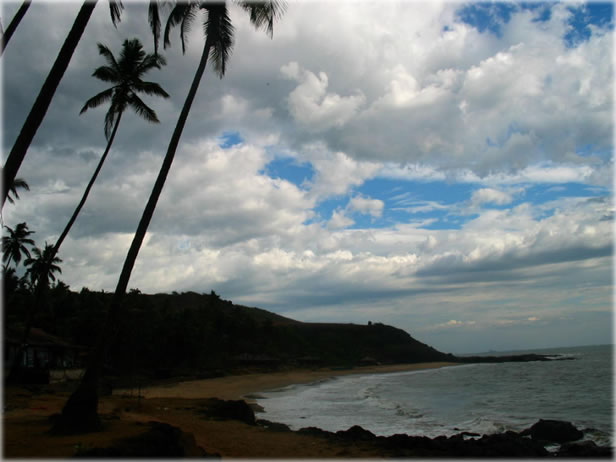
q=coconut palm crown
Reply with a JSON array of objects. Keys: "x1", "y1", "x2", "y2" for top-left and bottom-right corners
[
  {"x1": 2, "y1": 222, "x2": 35, "y2": 269},
  {"x1": 24, "y1": 243, "x2": 62, "y2": 288},
  {"x1": 81, "y1": 38, "x2": 169, "y2": 140}
]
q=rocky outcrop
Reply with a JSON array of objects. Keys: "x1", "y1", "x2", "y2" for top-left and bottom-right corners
[
  {"x1": 557, "y1": 440, "x2": 613, "y2": 458},
  {"x1": 198, "y1": 398, "x2": 256, "y2": 425},
  {"x1": 522, "y1": 419, "x2": 584, "y2": 443},
  {"x1": 75, "y1": 421, "x2": 217, "y2": 457},
  {"x1": 291, "y1": 420, "x2": 611, "y2": 457}
]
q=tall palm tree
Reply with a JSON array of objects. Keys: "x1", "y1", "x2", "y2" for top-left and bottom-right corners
[
  {"x1": 52, "y1": 38, "x2": 168, "y2": 257},
  {"x1": 2, "y1": 222, "x2": 35, "y2": 270},
  {"x1": 0, "y1": 0, "x2": 32, "y2": 56},
  {"x1": 2, "y1": 0, "x2": 123, "y2": 207},
  {"x1": 57, "y1": 0, "x2": 285, "y2": 432}
]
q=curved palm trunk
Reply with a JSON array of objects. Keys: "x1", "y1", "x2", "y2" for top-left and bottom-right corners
[
  {"x1": 57, "y1": 39, "x2": 212, "y2": 432},
  {"x1": 2, "y1": 0, "x2": 97, "y2": 208},
  {"x1": 10, "y1": 115, "x2": 122, "y2": 384},
  {"x1": 1, "y1": 0, "x2": 32, "y2": 55},
  {"x1": 54, "y1": 112, "x2": 122, "y2": 254}
]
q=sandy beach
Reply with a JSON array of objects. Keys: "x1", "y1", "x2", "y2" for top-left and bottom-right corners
[
  {"x1": 129, "y1": 361, "x2": 458, "y2": 401},
  {"x1": 4, "y1": 362, "x2": 456, "y2": 458}
]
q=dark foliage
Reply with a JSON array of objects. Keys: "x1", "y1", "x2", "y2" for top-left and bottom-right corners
[{"x1": 5, "y1": 289, "x2": 453, "y2": 379}]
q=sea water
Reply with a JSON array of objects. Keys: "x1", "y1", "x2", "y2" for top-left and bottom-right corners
[{"x1": 255, "y1": 345, "x2": 613, "y2": 447}]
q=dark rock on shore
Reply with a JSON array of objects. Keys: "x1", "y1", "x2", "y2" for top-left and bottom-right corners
[
  {"x1": 256, "y1": 419, "x2": 292, "y2": 432},
  {"x1": 293, "y1": 419, "x2": 611, "y2": 457},
  {"x1": 557, "y1": 440, "x2": 613, "y2": 458},
  {"x1": 198, "y1": 398, "x2": 256, "y2": 425},
  {"x1": 523, "y1": 419, "x2": 584, "y2": 443},
  {"x1": 74, "y1": 421, "x2": 218, "y2": 457}
]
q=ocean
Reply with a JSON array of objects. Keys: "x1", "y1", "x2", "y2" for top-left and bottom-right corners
[{"x1": 255, "y1": 344, "x2": 613, "y2": 447}]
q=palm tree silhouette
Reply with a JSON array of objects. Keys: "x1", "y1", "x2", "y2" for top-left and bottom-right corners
[
  {"x1": 2, "y1": 0, "x2": 123, "y2": 207},
  {"x1": 52, "y1": 38, "x2": 168, "y2": 257},
  {"x1": 2, "y1": 222, "x2": 35, "y2": 270},
  {"x1": 24, "y1": 243, "x2": 62, "y2": 290},
  {"x1": 57, "y1": 0, "x2": 285, "y2": 432}
]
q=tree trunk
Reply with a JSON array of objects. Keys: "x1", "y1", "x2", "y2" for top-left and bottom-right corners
[
  {"x1": 2, "y1": 0, "x2": 97, "y2": 208},
  {"x1": 57, "y1": 40, "x2": 212, "y2": 432},
  {"x1": 0, "y1": 0, "x2": 32, "y2": 55},
  {"x1": 53, "y1": 112, "x2": 121, "y2": 254}
]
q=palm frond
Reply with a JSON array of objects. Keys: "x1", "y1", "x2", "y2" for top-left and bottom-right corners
[
  {"x1": 109, "y1": 0, "x2": 124, "y2": 27},
  {"x1": 6, "y1": 178, "x2": 30, "y2": 204},
  {"x1": 205, "y1": 3, "x2": 234, "y2": 78},
  {"x1": 238, "y1": 0, "x2": 286, "y2": 38},
  {"x1": 164, "y1": 3, "x2": 194, "y2": 52},
  {"x1": 134, "y1": 81, "x2": 170, "y2": 98},
  {"x1": 149, "y1": 0, "x2": 162, "y2": 54},
  {"x1": 179, "y1": 5, "x2": 198, "y2": 54},
  {"x1": 92, "y1": 65, "x2": 120, "y2": 83},
  {"x1": 128, "y1": 94, "x2": 160, "y2": 124},
  {"x1": 136, "y1": 53, "x2": 167, "y2": 75},
  {"x1": 119, "y1": 38, "x2": 146, "y2": 75},
  {"x1": 97, "y1": 43, "x2": 120, "y2": 70},
  {"x1": 80, "y1": 88, "x2": 114, "y2": 115}
]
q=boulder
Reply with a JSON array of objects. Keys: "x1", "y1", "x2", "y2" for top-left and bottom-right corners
[
  {"x1": 75, "y1": 421, "x2": 216, "y2": 457},
  {"x1": 199, "y1": 398, "x2": 256, "y2": 425},
  {"x1": 256, "y1": 419, "x2": 291, "y2": 432},
  {"x1": 336, "y1": 425, "x2": 376, "y2": 441},
  {"x1": 526, "y1": 419, "x2": 584, "y2": 443}
]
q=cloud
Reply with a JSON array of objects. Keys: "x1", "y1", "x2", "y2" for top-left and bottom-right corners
[
  {"x1": 300, "y1": 145, "x2": 382, "y2": 200},
  {"x1": 327, "y1": 210, "x2": 354, "y2": 230},
  {"x1": 281, "y1": 61, "x2": 365, "y2": 132},
  {"x1": 471, "y1": 188, "x2": 514, "y2": 206},
  {"x1": 348, "y1": 195, "x2": 384, "y2": 218}
]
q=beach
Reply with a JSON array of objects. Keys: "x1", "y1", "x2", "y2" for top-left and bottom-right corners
[{"x1": 3, "y1": 362, "x2": 456, "y2": 458}]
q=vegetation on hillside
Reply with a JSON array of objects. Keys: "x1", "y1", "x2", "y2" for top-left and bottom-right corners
[{"x1": 5, "y1": 283, "x2": 454, "y2": 379}]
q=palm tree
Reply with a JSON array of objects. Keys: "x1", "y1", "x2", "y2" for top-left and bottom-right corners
[
  {"x1": 2, "y1": 222, "x2": 35, "y2": 270},
  {"x1": 2, "y1": 0, "x2": 123, "y2": 207},
  {"x1": 9, "y1": 243, "x2": 62, "y2": 378},
  {"x1": 57, "y1": 0, "x2": 285, "y2": 432},
  {"x1": 24, "y1": 243, "x2": 62, "y2": 289},
  {"x1": 0, "y1": 0, "x2": 32, "y2": 56},
  {"x1": 51, "y1": 38, "x2": 168, "y2": 257}
]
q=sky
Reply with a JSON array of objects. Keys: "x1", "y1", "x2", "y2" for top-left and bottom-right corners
[{"x1": 1, "y1": 0, "x2": 613, "y2": 354}]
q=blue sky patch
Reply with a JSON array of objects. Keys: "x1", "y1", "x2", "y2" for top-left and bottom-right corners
[
  {"x1": 456, "y1": 2, "x2": 613, "y2": 47},
  {"x1": 218, "y1": 131, "x2": 243, "y2": 149},
  {"x1": 565, "y1": 3, "x2": 614, "y2": 47},
  {"x1": 264, "y1": 156, "x2": 315, "y2": 189}
]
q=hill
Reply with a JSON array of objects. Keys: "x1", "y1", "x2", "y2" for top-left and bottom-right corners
[{"x1": 5, "y1": 287, "x2": 455, "y2": 378}]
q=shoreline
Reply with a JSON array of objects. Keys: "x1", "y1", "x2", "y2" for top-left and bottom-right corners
[
  {"x1": 4, "y1": 360, "x2": 611, "y2": 458},
  {"x1": 120, "y1": 361, "x2": 459, "y2": 404}
]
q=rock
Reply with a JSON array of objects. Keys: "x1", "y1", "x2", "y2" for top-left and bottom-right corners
[
  {"x1": 256, "y1": 419, "x2": 291, "y2": 432},
  {"x1": 526, "y1": 419, "x2": 584, "y2": 443},
  {"x1": 557, "y1": 440, "x2": 613, "y2": 458},
  {"x1": 75, "y1": 421, "x2": 217, "y2": 457},
  {"x1": 298, "y1": 426, "x2": 335, "y2": 438},
  {"x1": 199, "y1": 398, "x2": 256, "y2": 425},
  {"x1": 336, "y1": 425, "x2": 376, "y2": 441}
]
